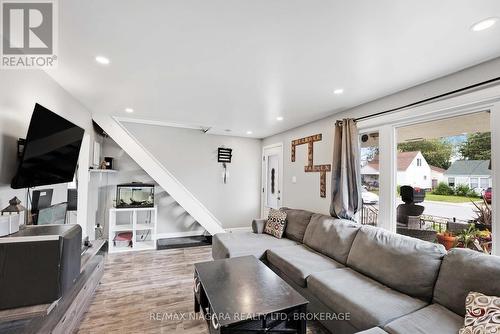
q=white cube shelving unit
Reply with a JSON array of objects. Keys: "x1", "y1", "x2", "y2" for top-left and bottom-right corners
[{"x1": 108, "y1": 207, "x2": 157, "y2": 253}]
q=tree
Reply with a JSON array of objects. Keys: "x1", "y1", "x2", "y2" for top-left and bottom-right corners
[
  {"x1": 459, "y1": 132, "x2": 491, "y2": 160},
  {"x1": 398, "y1": 139, "x2": 453, "y2": 169}
]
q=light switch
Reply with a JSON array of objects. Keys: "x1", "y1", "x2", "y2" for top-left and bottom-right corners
[{"x1": 291, "y1": 176, "x2": 297, "y2": 184}]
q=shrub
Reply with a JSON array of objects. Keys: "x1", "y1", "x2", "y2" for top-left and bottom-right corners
[
  {"x1": 433, "y1": 182, "x2": 455, "y2": 196},
  {"x1": 455, "y1": 184, "x2": 471, "y2": 197},
  {"x1": 467, "y1": 189, "x2": 480, "y2": 198}
]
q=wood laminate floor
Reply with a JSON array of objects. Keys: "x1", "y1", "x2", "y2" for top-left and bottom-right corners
[{"x1": 78, "y1": 246, "x2": 329, "y2": 334}]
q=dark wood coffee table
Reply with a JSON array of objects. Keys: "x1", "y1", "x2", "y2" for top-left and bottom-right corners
[{"x1": 194, "y1": 255, "x2": 308, "y2": 334}]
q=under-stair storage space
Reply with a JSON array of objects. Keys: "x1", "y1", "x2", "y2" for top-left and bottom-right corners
[{"x1": 108, "y1": 207, "x2": 157, "y2": 253}]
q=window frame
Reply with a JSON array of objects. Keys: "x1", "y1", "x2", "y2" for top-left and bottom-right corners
[
  {"x1": 356, "y1": 84, "x2": 500, "y2": 255},
  {"x1": 448, "y1": 177, "x2": 455, "y2": 187},
  {"x1": 480, "y1": 178, "x2": 490, "y2": 189},
  {"x1": 470, "y1": 177, "x2": 479, "y2": 190}
]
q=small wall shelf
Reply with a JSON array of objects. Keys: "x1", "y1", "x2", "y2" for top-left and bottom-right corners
[
  {"x1": 88, "y1": 169, "x2": 118, "y2": 174},
  {"x1": 108, "y1": 207, "x2": 157, "y2": 254}
]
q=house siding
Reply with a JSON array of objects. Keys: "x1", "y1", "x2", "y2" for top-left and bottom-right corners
[
  {"x1": 398, "y1": 152, "x2": 432, "y2": 189},
  {"x1": 447, "y1": 175, "x2": 491, "y2": 193}
]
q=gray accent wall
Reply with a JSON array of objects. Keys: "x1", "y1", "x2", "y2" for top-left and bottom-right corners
[{"x1": 122, "y1": 122, "x2": 262, "y2": 229}]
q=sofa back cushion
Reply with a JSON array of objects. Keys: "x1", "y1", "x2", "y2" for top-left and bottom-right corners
[
  {"x1": 347, "y1": 225, "x2": 446, "y2": 301},
  {"x1": 281, "y1": 208, "x2": 314, "y2": 243},
  {"x1": 433, "y1": 248, "x2": 500, "y2": 316},
  {"x1": 303, "y1": 213, "x2": 360, "y2": 264}
]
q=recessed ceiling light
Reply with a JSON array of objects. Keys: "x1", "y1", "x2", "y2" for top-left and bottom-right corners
[
  {"x1": 471, "y1": 17, "x2": 499, "y2": 32},
  {"x1": 95, "y1": 56, "x2": 110, "y2": 65},
  {"x1": 246, "y1": 130, "x2": 253, "y2": 135},
  {"x1": 125, "y1": 108, "x2": 134, "y2": 113},
  {"x1": 334, "y1": 88, "x2": 344, "y2": 95},
  {"x1": 276, "y1": 116, "x2": 284, "y2": 121}
]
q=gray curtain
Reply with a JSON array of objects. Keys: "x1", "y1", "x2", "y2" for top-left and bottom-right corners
[{"x1": 330, "y1": 119, "x2": 362, "y2": 220}]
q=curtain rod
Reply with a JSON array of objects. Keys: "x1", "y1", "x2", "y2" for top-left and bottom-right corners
[{"x1": 340, "y1": 76, "x2": 500, "y2": 124}]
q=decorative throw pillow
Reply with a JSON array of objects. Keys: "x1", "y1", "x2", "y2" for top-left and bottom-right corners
[
  {"x1": 459, "y1": 291, "x2": 500, "y2": 334},
  {"x1": 264, "y1": 209, "x2": 287, "y2": 239}
]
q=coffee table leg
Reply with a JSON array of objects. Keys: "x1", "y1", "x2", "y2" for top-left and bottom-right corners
[
  {"x1": 298, "y1": 305, "x2": 307, "y2": 334},
  {"x1": 194, "y1": 296, "x2": 200, "y2": 313}
]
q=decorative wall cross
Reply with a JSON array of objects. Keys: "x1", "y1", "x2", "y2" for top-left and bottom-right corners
[{"x1": 291, "y1": 134, "x2": 331, "y2": 197}]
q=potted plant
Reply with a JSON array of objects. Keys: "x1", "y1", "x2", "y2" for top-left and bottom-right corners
[
  {"x1": 455, "y1": 224, "x2": 492, "y2": 254},
  {"x1": 476, "y1": 229, "x2": 492, "y2": 254},
  {"x1": 437, "y1": 231, "x2": 457, "y2": 250},
  {"x1": 471, "y1": 198, "x2": 492, "y2": 229},
  {"x1": 456, "y1": 224, "x2": 480, "y2": 249}
]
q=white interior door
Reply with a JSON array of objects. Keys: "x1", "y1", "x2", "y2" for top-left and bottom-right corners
[{"x1": 262, "y1": 144, "x2": 283, "y2": 218}]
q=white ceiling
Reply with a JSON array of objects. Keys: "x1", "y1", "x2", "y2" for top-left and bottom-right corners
[{"x1": 47, "y1": 0, "x2": 500, "y2": 138}]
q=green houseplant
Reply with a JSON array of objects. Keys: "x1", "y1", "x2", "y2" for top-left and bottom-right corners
[
  {"x1": 456, "y1": 224, "x2": 480, "y2": 249},
  {"x1": 471, "y1": 197, "x2": 492, "y2": 227}
]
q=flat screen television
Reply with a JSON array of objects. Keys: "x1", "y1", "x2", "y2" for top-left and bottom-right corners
[{"x1": 11, "y1": 104, "x2": 85, "y2": 189}]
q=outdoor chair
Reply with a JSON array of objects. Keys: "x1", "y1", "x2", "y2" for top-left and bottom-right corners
[{"x1": 396, "y1": 226, "x2": 438, "y2": 243}]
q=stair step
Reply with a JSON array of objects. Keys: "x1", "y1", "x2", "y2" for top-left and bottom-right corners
[{"x1": 156, "y1": 236, "x2": 212, "y2": 250}]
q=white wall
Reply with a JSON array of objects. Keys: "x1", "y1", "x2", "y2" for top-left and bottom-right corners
[
  {"x1": 122, "y1": 122, "x2": 262, "y2": 229},
  {"x1": 264, "y1": 121, "x2": 334, "y2": 214},
  {"x1": 0, "y1": 70, "x2": 93, "y2": 237},
  {"x1": 263, "y1": 57, "x2": 500, "y2": 214}
]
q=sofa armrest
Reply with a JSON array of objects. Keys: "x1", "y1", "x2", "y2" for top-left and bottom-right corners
[{"x1": 252, "y1": 219, "x2": 267, "y2": 234}]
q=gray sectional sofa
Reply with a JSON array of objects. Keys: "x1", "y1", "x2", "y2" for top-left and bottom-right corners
[{"x1": 212, "y1": 208, "x2": 500, "y2": 334}]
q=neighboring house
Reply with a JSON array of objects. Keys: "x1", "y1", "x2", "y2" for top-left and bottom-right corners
[
  {"x1": 361, "y1": 151, "x2": 436, "y2": 189},
  {"x1": 360, "y1": 159, "x2": 380, "y2": 189},
  {"x1": 430, "y1": 166, "x2": 446, "y2": 188},
  {"x1": 444, "y1": 160, "x2": 491, "y2": 194}
]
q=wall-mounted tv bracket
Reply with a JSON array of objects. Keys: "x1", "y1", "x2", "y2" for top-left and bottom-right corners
[
  {"x1": 218, "y1": 147, "x2": 232, "y2": 184},
  {"x1": 17, "y1": 138, "x2": 26, "y2": 160}
]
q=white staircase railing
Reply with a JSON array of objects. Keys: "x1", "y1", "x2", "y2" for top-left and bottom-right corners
[{"x1": 92, "y1": 114, "x2": 225, "y2": 235}]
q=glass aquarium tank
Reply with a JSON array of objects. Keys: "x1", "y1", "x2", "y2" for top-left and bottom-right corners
[{"x1": 115, "y1": 182, "x2": 155, "y2": 208}]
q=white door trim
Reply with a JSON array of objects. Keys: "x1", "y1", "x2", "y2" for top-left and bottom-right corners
[{"x1": 261, "y1": 143, "x2": 284, "y2": 218}]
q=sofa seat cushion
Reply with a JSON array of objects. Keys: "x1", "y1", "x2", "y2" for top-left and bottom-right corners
[
  {"x1": 267, "y1": 244, "x2": 344, "y2": 287},
  {"x1": 347, "y1": 225, "x2": 446, "y2": 301},
  {"x1": 308, "y1": 268, "x2": 427, "y2": 330},
  {"x1": 303, "y1": 213, "x2": 360, "y2": 264},
  {"x1": 212, "y1": 232, "x2": 298, "y2": 260},
  {"x1": 383, "y1": 303, "x2": 463, "y2": 334}
]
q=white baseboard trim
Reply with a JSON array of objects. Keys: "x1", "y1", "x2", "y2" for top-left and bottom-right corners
[
  {"x1": 225, "y1": 227, "x2": 252, "y2": 233},
  {"x1": 157, "y1": 227, "x2": 251, "y2": 238},
  {"x1": 156, "y1": 231, "x2": 206, "y2": 239}
]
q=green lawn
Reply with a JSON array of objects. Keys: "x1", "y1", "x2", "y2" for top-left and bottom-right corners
[{"x1": 425, "y1": 193, "x2": 481, "y2": 203}]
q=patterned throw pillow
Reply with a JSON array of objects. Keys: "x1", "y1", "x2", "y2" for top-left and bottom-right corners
[
  {"x1": 264, "y1": 209, "x2": 287, "y2": 239},
  {"x1": 460, "y1": 291, "x2": 500, "y2": 334}
]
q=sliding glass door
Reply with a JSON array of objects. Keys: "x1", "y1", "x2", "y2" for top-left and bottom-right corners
[
  {"x1": 394, "y1": 111, "x2": 493, "y2": 253},
  {"x1": 359, "y1": 131, "x2": 380, "y2": 226}
]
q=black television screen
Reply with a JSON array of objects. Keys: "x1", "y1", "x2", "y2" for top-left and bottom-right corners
[{"x1": 11, "y1": 104, "x2": 85, "y2": 189}]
